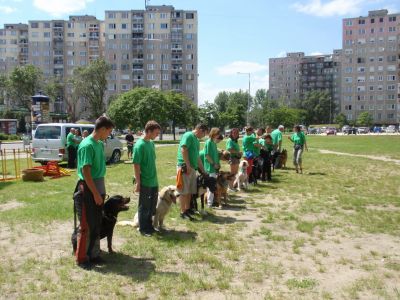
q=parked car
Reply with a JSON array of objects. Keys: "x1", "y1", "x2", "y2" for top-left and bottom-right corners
[
  {"x1": 32, "y1": 123, "x2": 124, "y2": 165},
  {"x1": 308, "y1": 127, "x2": 317, "y2": 134},
  {"x1": 325, "y1": 127, "x2": 337, "y2": 135},
  {"x1": 373, "y1": 126, "x2": 382, "y2": 133},
  {"x1": 381, "y1": 126, "x2": 387, "y2": 133},
  {"x1": 357, "y1": 127, "x2": 369, "y2": 134},
  {"x1": 386, "y1": 125, "x2": 397, "y2": 133},
  {"x1": 342, "y1": 126, "x2": 357, "y2": 135}
]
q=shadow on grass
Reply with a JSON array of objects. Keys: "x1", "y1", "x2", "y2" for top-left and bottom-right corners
[
  {"x1": 307, "y1": 172, "x2": 327, "y2": 176},
  {"x1": 155, "y1": 229, "x2": 198, "y2": 243},
  {"x1": 0, "y1": 181, "x2": 14, "y2": 190},
  {"x1": 94, "y1": 253, "x2": 158, "y2": 280},
  {"x1": 201, "y1": 212, "x2": 237, "y2": 224}
]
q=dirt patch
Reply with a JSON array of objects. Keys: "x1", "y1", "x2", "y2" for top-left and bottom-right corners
[
  {"x1": 0, "y1": 200, "x2": 24, "y2": 212},
  {"x1": 318, "y1": 149, "x2": 400, "y2": 165}
]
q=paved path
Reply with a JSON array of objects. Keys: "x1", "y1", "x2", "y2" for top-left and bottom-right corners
[{"x1": 318, "y1": 149, "x2": 400, "y2": 165}]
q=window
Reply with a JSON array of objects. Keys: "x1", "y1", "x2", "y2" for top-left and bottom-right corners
[
  {"x1": 358, "y1": 29, "x2": 365, "y2": 34},
  {"x1": 387, "y1": 75, "x2": 396, "y2": 81},
  {"x1": 162, "y1": 73, "x2": 169, "y2": 80},
  {"x1": 358, "y1": 19, "x2": 365, "y2": 25},
  {"x1": 121, "y1": 12, "x2": 129, "y2": 19},
  {"x1": 379, "y1": 17, "x2": 384, "y2": 22},
  {"x1": 31, "y1": 32, "x2": 39, "y2": 38},
  {"x1": 388, "y1": 94, "x2": 395, "y2": 100},
  {"x1": 121, "y1": 84, "x2": 130, "y2": 91},
  {"x1": 186, "y1": 64, "x2": 194, "y2": 70},
  {"x1": 108, "y1": 12, "x2": 116, "y2": 19},
  {"x1": 389, "y1": 16, "x2": 396, "y2": 22},
  {"x1": 369, "y1": 66, "x2": 375, "y2": 72},
  {"x1": 186, "y1": 13, "x2": 194, "y2": 19},
  {"x1": 147, "y1": 64, "x2": 155, "y2": 70},
  {"x1": 186, "y1": 33, "x2": 193, "y2": 40},
  {"x1": 148, "y1": 23, "x2": 155, "y2": 30},
  {"x1": 121, "y1": 24, "x2": 127, "y2": 29},
  {"x1": 388, "y1": 26, "x2": 396, "y2": 32},
  {"x1": 377, "y1": 85, "x2": 383, "y2": 91},
  {"x1": 357, "y1": 67, "x2": 365, "y2": 73},
  {"x1": 121, "y1": 74, "x2": 130, "y2": 80},
  {"x1": 387, "y1": 84, "x2": 395, "y2": 90},
  {"x1": 345, "y1": 105, "x2": 352, "y2": 110},
  {"x1": 345, "y1": 77, "x2": 353, "y2": 83},
  {"x1": 369, "y1": 76, "x2": 374, "y2": 82},
  {"x1": 44, "y1": 32, "x2": 51, "y2": 38},
  {"x1": 148, "y1": 13, "x2": 155, "y2": 19},
  {"x1": 369, "y1": 86, "x2": 374, "y2": 91},
  {"x1": 160, "y1": 23, "x2": 168, "y2": 29},
  {"x1": 147, "y1": 74, "x2": 155, "y2": 80},
  {"x1": 79, "y1": 51, "x2": 86, "y2": 56},
  {"x1": 345, "y1": 30, "x2": 352, "y2": 35},
  {"x1": 108, "y1": 23, "x2": 116, "y2": 29},
  {"x1": 357, "y1": 76, "x2": 365, "y2": 82},
  {"x1": 357, "y1": 86, "x2": 365, "y2": 92},
  {"x1": 30, "y1": 22, "x2": 38, "y2": 28},
  {"x1": 67, "y1": 33, "x2": 74, "y2": 37},
  {"x1": 370, "y1": 18, "x2": 375, "y2": 23},
  {"x1": 345, "y1": 20, "x2": 352, "y2": 26},
  {"x1": 378, "y1": 75, "x2": 383, "y2": 81},
  {"x1": 387, "y1": 65, "x2": 396, "y2": 71},
  {"x1": 160, "y1": 13, "x2": 168, "y2": 19}
]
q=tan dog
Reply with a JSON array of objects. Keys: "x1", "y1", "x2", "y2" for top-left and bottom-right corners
[
  {"x1": 117, "y1": 185, "x2": 178, "y2": 230},
  {"x1": 234, "y1": 160, "x2": 249, "y2": 191},
  {"x1": 218, "y1": 149, "x2": 231, "y2": 162},
  {"x1": 153, "y1": 185, "x2": 179, "y2": 230}
]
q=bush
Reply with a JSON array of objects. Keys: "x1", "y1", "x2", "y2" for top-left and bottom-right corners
[{"x1": 0, "y1": 133, "x2": 19, "y2": 141}]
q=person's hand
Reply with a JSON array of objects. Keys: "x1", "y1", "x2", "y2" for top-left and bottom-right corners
[
  {"x1": 94, "y1": 193, "x2": 103, "y2": 206},
  {"x1": 134, "y1": 183, "x2": 140, "y2": 193},
  {"x1": 186, "y1": 166, "x2": 193, "y2": 175},
  {"x1": 214, "y1": 163, "x2": 220, "y2": 170}
]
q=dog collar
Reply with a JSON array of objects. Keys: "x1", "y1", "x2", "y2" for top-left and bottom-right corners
[{"x1": 103, "y1": 214, "x2": 117, "y2": 221}]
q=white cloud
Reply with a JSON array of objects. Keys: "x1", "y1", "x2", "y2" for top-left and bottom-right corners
[
  {"x1": 215, "y1": 61, "x2": 268, "y2": 76},
  {"x1": 33, "y1": 0, "x2": 94, "y2": 17},
  {"x1": 0, "y1": 6, "x2": 16, "y2": 13},
  {"x1": 291, "y1": 0, "x2": 373, "y2": 17},
  {"x1": 276, "y1": 51, "x2": 287, "y2": 58},
  {"x1": 309, "y1": 51, "x2": 324, "y2": 55}
]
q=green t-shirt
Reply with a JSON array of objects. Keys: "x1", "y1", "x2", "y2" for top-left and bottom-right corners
[
  {"x1": 204, "y1": 138, "x2": 219, "y2": 173},
  {"x1": 226, "y1": 138, "x2": 240, "y2": 158},
  {"x1": 132, "y1": 138, "x2": 158, "y2": 187},
  {"x1": 271, "y1": 129, "x2": 282, "y2": 146},
  {"x1": 177, "y1": 131, "x2": 200, "y2": 170},
  {"x1": 77, "y1": 135, "x2": 106, "y2": 180},
  {"x1": 242, "y1": 134, "x2": 256, "y2": 153},
  {"x1": 291, "y1": 131, "x2": 306, "y2": 145},
  {"x1": 254, "y1": 137, "x2": 262, "y2": 156},
  {"x1": 199, "y1": 149, "x2": 205, "y2": 166},
  {"x1": 67, "y1": 132, "x2": 75, "y2": 147}
]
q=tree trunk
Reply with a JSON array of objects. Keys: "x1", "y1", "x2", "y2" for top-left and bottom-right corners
[{"x1": 172, "y1": 120, "x2": 176, "y2": 141}]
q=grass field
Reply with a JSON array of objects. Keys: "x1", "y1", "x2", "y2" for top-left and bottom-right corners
[{"x1": 0, "y1": 135, "x2": 399, "y2": 299}]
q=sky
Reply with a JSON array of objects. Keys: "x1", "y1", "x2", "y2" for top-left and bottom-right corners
[{"x1": 1, "y1": 0, "x2": 399, "y2": 105}]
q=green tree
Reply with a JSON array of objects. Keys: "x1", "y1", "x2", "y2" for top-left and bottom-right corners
[
  {"x1": 357, "y1": 112, "x2": 373, "y2": 127},
  {"x1": 43, "y1": 77, "x2": 64, "y2": 105},
  {"x1": 198, "y1": 102, "x2": 220, "y2": 128},
  {"x1": 267, "y1": 106, "x2": 307, "y2": 128},
  {"x1": 296, "y1": 90, "x2": 334, "y2": 125},
  {"x1": 334, "y1": 113, "x2": 347, "y2": 128},
  {"x1": 0, "y1": 74, "x2": 10, "y2": 106},
  {"x1": 9, "y1": 65, "x2": 43, "y2": 110},
  {"x1": 69, "y1": 58, "x2": 111, "y2": 119},
  {"x1": 165, "y1": 91, "x2": 198, "y2": 140}
]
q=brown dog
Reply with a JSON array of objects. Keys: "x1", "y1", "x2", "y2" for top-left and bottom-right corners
[
  {"x1": 211, "y1": 171, "x2": 236, "y2": 207},
  {"x1": 218, "y1": 149, "x2": 231, "y2": 162},
  {"x1": 280, "y1": 149, "x2": 288, "y2": 168}
]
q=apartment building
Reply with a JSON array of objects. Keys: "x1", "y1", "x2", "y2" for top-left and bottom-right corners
[
  {"x1": 0, "y1": 23, "x2": 29, "y2": 73},
  {"x1": 0, "y1": 5, "x2": 198, "y2": 119},
  {"x1": 104, "y1": 5, "x2": 198, "y2": 104},
  {"x1": 269, "y1": 52, "x2": 340, "y2": 117},
  {"x1": 269, "y1": 52, "x2": 304, "y2": 106},
  {"x1": 341, "y1": 9, "x2": 400, "y2": 124}
]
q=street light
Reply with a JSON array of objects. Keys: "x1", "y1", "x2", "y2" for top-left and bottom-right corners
[{"x1": 237, "y1": 72, "x2": 251, "y2": 126}]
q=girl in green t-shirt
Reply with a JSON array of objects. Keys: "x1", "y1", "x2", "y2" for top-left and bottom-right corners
[
  {"x1": 288, "y1": 125, "x2": 308, "y2": 174},
  {"x1": 204, "y1": 127, "x2": 221, "y2": 207},
  {"x1": 226, "y1": 128, "x2": 241, "y2": 190}
]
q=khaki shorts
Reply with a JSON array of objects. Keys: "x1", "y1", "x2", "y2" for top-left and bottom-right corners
[{"x1": 177, "y1": 167, "x2": 197, "y2": 195}]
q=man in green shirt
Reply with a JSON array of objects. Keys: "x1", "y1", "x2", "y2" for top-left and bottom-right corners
[
  {"x1": 176, "y1": 124, "x2": 208, "y2": 220},
  {"x1": 74, "y1": 116, "x2": 114, "y2": 269},
  {"x1": 271, "y1": 125, "x2": 284, "y2": 169},
  {"x1": 67, "y1": 128, "x2": 77, "y2": 168},
  {"x1": 133, "y1": 120, "x2": 161, "y2": 236}
]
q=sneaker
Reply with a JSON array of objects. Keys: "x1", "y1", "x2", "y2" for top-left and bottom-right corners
[
  {"x1": 90, "y1": 256, "x2": 106, "y2": 265},
  {"x1": 186, "y1": 209, "x2": 195, "y2": 216},
  {"x1": 78, "y1": 261, "x2": 93, "y2": 270},
  {"x1": 180, "y1": 212, "x2": 194, "y2": 221},
  {"x1": 139, "y1": 231, "x2": 153, "y2": 237}
]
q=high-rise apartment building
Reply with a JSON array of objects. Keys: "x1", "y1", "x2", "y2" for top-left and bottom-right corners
[
  {"x1": 341, "y1": 9, "x2": 400, "y2": 124},
  {"x1": 0, "y1": 23, "x2": 29, "y2": 73},
  {"x1": 104, "y1": 5, "x2": 198, "y2": 104},
  {"x1": 269, "y1": 52, "x2": 341, "y2": 117},
  {"x1": 0, "y1": 5, "x2": 198, "y2": 120}
]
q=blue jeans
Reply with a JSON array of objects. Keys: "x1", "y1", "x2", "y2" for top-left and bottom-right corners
[{"x1": 138, "y1": 185, "x2": 158, "y2": 233}]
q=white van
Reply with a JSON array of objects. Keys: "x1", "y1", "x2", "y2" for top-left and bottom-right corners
[{"x1": 32, "y1": 123, "x2": 124, "y2": 165}]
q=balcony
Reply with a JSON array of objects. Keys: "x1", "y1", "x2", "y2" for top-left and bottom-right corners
[{"x1": 171, "y1": 79, "x2": 182, "y2": 84}]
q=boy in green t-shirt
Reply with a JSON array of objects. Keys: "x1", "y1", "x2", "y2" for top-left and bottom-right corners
[
  {"x1": 133, "y1": 120, "x2": 161, "y2": 236},
  {"x1": 74, "y1": 116, "x2": 114, "y2": 269}
]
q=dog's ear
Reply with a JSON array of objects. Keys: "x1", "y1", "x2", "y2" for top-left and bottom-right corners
[{"x1": 159, "y1": 187, "x2": 168, "y2": 199}]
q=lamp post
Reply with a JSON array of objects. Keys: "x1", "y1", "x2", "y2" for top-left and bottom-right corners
[{"x1": 237, "y1": 72, "x2": 251, "y2": 126}]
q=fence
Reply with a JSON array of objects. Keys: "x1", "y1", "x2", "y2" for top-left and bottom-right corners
[{"x1": 0, "y1": 148, "x2": 33, "y2": 181}]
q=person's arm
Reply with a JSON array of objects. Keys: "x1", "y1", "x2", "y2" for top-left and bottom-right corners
[
  {"x1": 133, "y1": 164, "x2": 141, "y2": 192},
  {"x1": 197, "y1": 157, "x2": 206, "y2": 174},
  {"x1": 82, "y1": 165, "x2": 103, "y2": 206},
  {"x1": 181, "y1": 146, "x2": 192, "y2": 174},
  {"x1": 288, "y1": 135, "x2": 294, "y2": 143}
]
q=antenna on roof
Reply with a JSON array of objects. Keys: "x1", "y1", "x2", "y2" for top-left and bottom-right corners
[{"x1": 145, "y1": 0, "x2": 150, "y2": 9}]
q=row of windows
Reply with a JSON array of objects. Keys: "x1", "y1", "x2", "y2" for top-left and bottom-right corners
[
  {"x1": 346, "y1": 26, "x2": 396, "y2": 35},
  {"x1": 107, "y1": 82, "x2": 194, "y2": 91},
  {"x1": 345, "y1": 16, "x2": 397, "y2": 26},
  {"x1": 108, "y1": 73, "x2": 195, "y2": 81},
  {"x1": 344, "y1": 94, "x2": 396, "y2": 101},
  {"x1": 344, "y1": 83, "x2": 397, "y2": 91},
  {"x1": 346, "y1": 113, "x2": 395, "y2": 121},
  {"x1": 344, "y1": 104, "x2": 396, "y2": 111},
  {"x1": 107, "y1": 12, "x2": 195, "y2": 20}
]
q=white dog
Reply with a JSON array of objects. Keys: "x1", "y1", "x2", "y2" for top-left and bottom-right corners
[
  {"x1": 234, "y1": 160, "x2": 249, "y2": 191},
  {"x1": 118, "y1": 185, "x2": 178, "y2": 230}
]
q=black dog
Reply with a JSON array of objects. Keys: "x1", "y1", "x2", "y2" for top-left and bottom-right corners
[
  {"x1": 190, "y1": 173, "x2": 217, "y2": 211},
  {"x1": 72, "y1": 195, "x2": 130, "y2": 254},
  {"x1": 248, "y1": 158, "x2": 259, "y2": 185}
]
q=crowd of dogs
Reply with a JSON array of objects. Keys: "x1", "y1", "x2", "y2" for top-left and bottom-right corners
[{"x1": 71, "y1": 149, "x2": 288, "y2": 253}]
